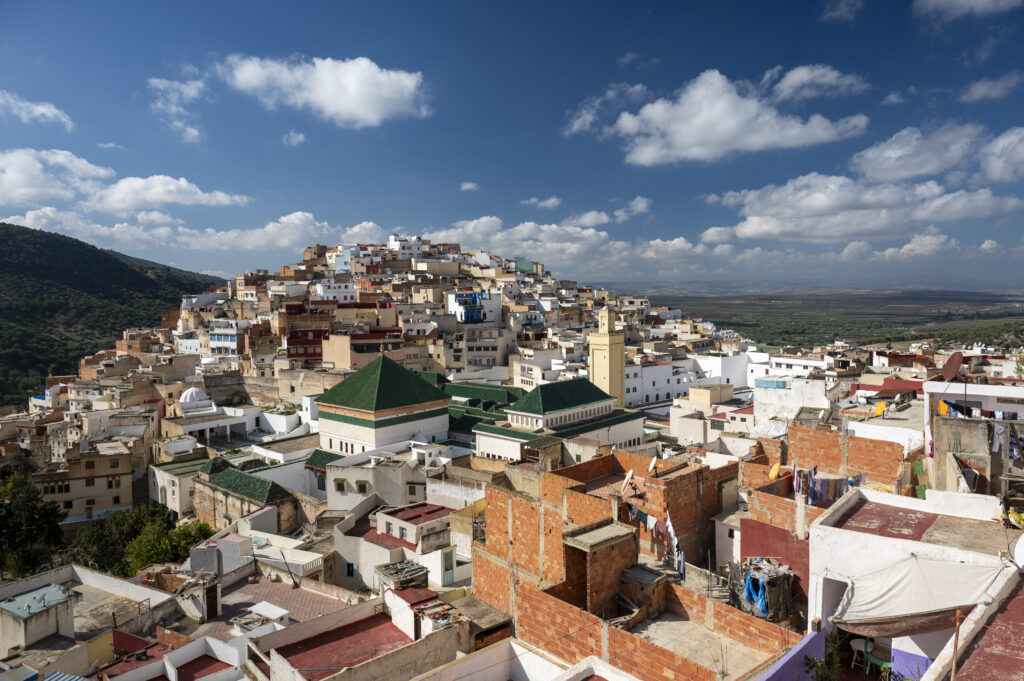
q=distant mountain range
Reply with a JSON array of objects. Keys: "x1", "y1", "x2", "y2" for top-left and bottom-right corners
[{"x1": 0, "y1": 222, "x2": 225, "y2": 407}]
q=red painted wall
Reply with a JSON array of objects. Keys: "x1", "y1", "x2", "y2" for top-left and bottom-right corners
[{"x1": 740, "y1": 517, "x2": 811, "y2": 602}]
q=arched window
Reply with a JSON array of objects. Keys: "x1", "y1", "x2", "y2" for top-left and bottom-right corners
[{"x1": 316, "y1": 474, "x2": 325, "y2": 491}]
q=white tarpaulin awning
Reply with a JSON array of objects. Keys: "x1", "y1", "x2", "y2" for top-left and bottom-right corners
[{"x1": 830, "y1": 556, "x2": 1003, "y2": 637}]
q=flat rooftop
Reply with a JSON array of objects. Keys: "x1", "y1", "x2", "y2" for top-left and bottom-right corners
[
  {"x1": 957, "y1": 581, "x2": 1024, "y2": 681},
  {"x1": 1, "y1": 635, "x2": 77, "y2": 671},
  {"x1": 274, "y1": 612, "x2": 411, "y2": 680},
  {"x1": 0, "y1": 584, "x2": 76, "y2": 618},
  {"x1": 344, "y1": 518, "x2": 416, "y2": 550},
  {"x1": 73, "y1": 583, "x2": 147, "y2": 640},
  {"x1": 188, "y1": 575, "x2": 352, "y2": 641},
  {"x1": 449, "y1": 595, "x2": 511, "y2": 634},
  {"x1": 260, "y1": 433, "x2": 321, "y2": 454},
  {"x1": 381, "y1": 502, "x2": 452, "y2": 525},
  {"x1": 564, "y1": 522, "x2": 635, "y2": 551},
  {"x1": 830, "y1": 498, "x2": 1022, "y2": 556},
  {"x1": 630, "y1": 611, "x2": 771, "y2": 678}
]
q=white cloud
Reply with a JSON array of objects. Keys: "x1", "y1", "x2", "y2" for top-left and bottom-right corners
[
  {"x1": 0, "y1": 148, "x2": 114, "y2": 206},
  {"x1": 850, "y1": 124, "x2": 985, "y2": 181},
  {"x1": 521, "y1": 196, "x2": 562, "y2": 209},
  {"x1": 980, "y1": 127, "x2": 1024, "y2": 182},
  {"x1": 135, "y1": 210, "x2": 182, "y2": 225},
  {"x1": 148, "y1": 76, "x2": 207, "y2": 143},
  {"x1": 914, "y1": 0, "x2": 1024, "y2": 21},
  {"x1": 881, "y1": 91, "x2": 907, "y2": 105},
  {"x1": 598, "y1": 69, "x2": 868, "y2": 165},
  {"x1": 876, "y1": 227, "x2": 958, "y2": 260},
  {"x1": 979, "y1": 238, "x2": 1000, "y2": 252},
  {"x1": 86, "y1": 175, "x2": 250, "y2": 213},
  {"x1": 0, "y1": 90, "x2": 74, "y2": 131},
  {"x1": 562, "y1": 210, "x2": 611, "y2": 228},
  {"x1": 4, "y1": 206, "x2": 173, "y2": 247},
  {"x1": 218, "y1": 54, "x2": 430, "y2": 128},
  {"x1": 707, "y1": 171, "x2": 1023, "y2": 242},
  {"x1": 460, "y1": 181, "x2": 479, "y2": 192},
  {"x1": 282, "y1": 129, "x2": 306, "y2": 146},
  {"x1": 618, "y1": 53, "x2": 641, "y2": 67},
  {"x1": 97, "y1": 142, "x2": 123, "y2": 150},
  {"x1": 768, "y1": 64, "x2": 870, "y2": 101},
  {"x1": 613, "y1": 195, "x2": 652, "y2": 222},
  {"x1": 960, "y1": 72, "x2": 1024, "y2": 102},
  {"x1": 821, "y1": 0, "x2": 864, "y2": 21},
  {"x1": 563, "y1": 83, "x2": 649, "y2": 136},
  {"x1": 699, "y1": 226, "x2": 735, "y2": 243}
]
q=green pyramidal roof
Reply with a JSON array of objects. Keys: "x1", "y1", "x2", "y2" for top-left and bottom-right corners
[
  {"x1": 507, "y1": 378, "x2": 614, "y2": 415},
  {"x1": 316, "y1": 355, "x2": 448, "y2": 412}
]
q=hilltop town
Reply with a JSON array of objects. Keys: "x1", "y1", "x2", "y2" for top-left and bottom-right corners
[{"x1": 1, "y1": 234, "x2": 1022, "y2": 681}]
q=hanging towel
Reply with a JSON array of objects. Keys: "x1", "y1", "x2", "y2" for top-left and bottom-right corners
[
  {"x1": 913, "y1": 460, "x2": 924, "y2": 476},
  {"x1": 807, "y1": 476, "x2": 817, "y2": 505},
  {"x1": 996, "y1": 411, "x2": 1004, "y2": 420},
  {"x1": 646, "y1": 515, "x2": 657, "y2": 532},
  {"x1": 875, "y1": 401, "x2": 886, "y2": 416},
  {"x1": 992, "y1": 424, "x2": 1005, "y2": 454},
  {"x1": 655, "y1": 519, "x2": 668, "y2": 537},
  {"x1": 678, "y1": 549, "x2": 686, "y2": 581},
  {"x1": 971, "y1": 407, "x2": 982, "y2": 418},
  {"x1": 638, "y1": 510, "x2": 648, "y2": 523}
]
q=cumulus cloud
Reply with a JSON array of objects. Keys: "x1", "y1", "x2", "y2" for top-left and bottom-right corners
[
  {"x1": 562, "y1": 210, "x2": 611, "y2": 228},
  {"x1": 282, "y1": 129, "x2": 306, "y2": 146},
  {"x1": 0, "y1": 90, "x2": 74, "y2": 131},
  {"x1": 979, "y1": 238, "x2": 1000, "y2": 252},
  {"x1": 563, "y1": 83, "x2": 649, "y2": 136},
  {"x1": 577, "y1": 69, "x2": 868, "y2": 165},
  {"x1": 0, "y1": 149, "x2": 114, "y2": 206},
  {"x1": 5, "y1": 207, "x2": 386, "y2": 253},
  {"x1": 521, "y1": 196, "x2": 561, "y2": 209},
  {"x1": 86, "y1": 175, "x2": 250, "y2": 213},
  {"x1": 613, "y1": 195, "x2": 652, "y2": 222},
  {"x1": 850, "y1": 124, "x2": 985, "y2": 181},
  {"x1": 980, "y1": 127, "x2": 1024, "y2": 182},
  {"x1": 767, "y1": 64, "x2": 870, "y2": 101},
  {"x1": 913, "y1": 0, "x2": 1024, "y2": 21},
  {"x1": 821, "y1": 0, "x2": 864, "y2": 21},
  {"x1": 881, "y1": 91, "x2": 907, "y2": 105},
  {"x1": 959, "y1": 72, "x2": 1024, "y2": 102},
  {"x1": 460, "y1": 181, "x2": 479, "y2": 192},
  {"x1": 706, "y1": 171, "x2": 1023, "y2": 242},
  {"x1": 148, "y1": 76, "x2": 207, "y2": 143},
  {"x1": 876, "y1": 227, "x2": 958, "y2": 260},
  {"x1": 217, "y1": 54, "x2": 430, "y2": 128}
]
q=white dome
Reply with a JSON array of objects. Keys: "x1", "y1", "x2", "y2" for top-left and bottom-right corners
[{"x1": 179, "y1": 387, "x2": 210, "y2": 403}]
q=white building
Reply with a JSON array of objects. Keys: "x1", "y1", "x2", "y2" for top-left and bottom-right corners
[
  {"x1": 309, "y1": 281, "x2": 357, "y2": 303},
  {"x1": 446, "y1": 290, "x2": 501, "y2": 326}
]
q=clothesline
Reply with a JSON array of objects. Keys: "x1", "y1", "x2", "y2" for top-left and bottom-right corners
[
  {"x1": 937, "y1": 399, "x2": 1022, "y2": 422},
  {"x1": 625, "y1": 502, "x2": 685, "y2": 580},
  {"x1": 791, "y1": 462, "x2": 867, "y2": 508}
]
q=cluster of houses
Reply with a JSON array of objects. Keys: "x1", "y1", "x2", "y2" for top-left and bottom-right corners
[{"x1": 1, "y1": 234, "x2": 1022, "y2": 681}]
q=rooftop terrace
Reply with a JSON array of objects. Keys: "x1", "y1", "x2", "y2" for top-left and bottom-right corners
[{"x1": 272, "y1": 613, "x2": 411, "y2": 681}]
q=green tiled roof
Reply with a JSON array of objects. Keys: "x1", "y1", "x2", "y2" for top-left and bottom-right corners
[
  {"x1": 507, "y1": 378, "x2": 613, "y2": 415},
  {"x1": 198, "y1": 457, "x2": 235, "y2": 476},
  {"x1": 307, "y1": 448, "x2": 343, "y2": 470},
  {"x1": 237, "y1": 459, "x2": 268, "y2": 472},
  {"x1": 316, "y1": 355, "x2": 448, "y2": 412},
  {"x1": 208, "y1": 468, "x2": 292, "y2": 504},
  {"x1": 450, "y1": 412, "x2": 490, "y2": 435},
  {"x1": 551, "y1": 410, "x2": 645, "y2": 439},
  {"x1": 416, "y1": 371, "x2": 446, "y2": 386},
  {"x1": 444, "y1": 382, "x2": 524, "y2": 406},
  {"x1": 151, "y1": 458, "x2": 212, "y2": 477}
]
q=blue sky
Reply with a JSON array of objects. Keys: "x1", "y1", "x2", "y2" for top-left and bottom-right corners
[{"x1": 2, "y1": 0, "x2": 1023, "y2": 288}]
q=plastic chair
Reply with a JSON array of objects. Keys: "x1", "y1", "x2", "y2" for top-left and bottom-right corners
[{"x1": 850, "y1": 638, "x2": 873, "y2": 671}]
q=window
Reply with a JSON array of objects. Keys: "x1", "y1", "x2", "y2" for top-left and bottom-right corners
[
  {"x1": 408, "y1": 484, "x2": 418, "y2": 496},
  {"x1": 86, "y1": 498, "x2": 95, "y2": 506},
  {"x1": 113, "y1": 496, "x2": 120, "y2": 504},
  {"x1": 356, "y1": 481, "x2": 368, "y2": 494},
  {"x1": 399, "y1": 527, "x2": 408, "y2": 540},
  {"x1": 110, "y1": 459, "x2": 119, "y2": 468},
  {"x1": 63, "y1": 501, "x2": 72, "y2": 510},
  {"x1": 107, "y1": 479, "x2": 114, "y2": 489},
  {"x1": 86, "y1": 478, "x2": 95, "y2": 487},
  {"x1": 85, "y1": 460, "x2": 95, "y2": 470},
  {"x1": 727, "y1": 529, "x2": 735, "y2": 539},
  {"x1": 345, "y1": 562, "x2": 357, "y2": 578},
  {"x1": 316, "y1": 474, "x2": 325, "y2": 491},
  {"x1": 386, "y1": 522, "x2": 393, "y2": 534},
  {"x1": 335, "y1": 481, "x2": 344, "y2": 492}
]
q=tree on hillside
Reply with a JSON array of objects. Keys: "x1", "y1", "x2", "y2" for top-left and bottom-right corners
[
  {"x1": 62, "y1": 505, "x2": 173, "y2": 574},
  {"x1": 0, "y1": 473, "x2": 67, "y2": 578},
  {"x1": 125, "y1": 521, "x2": 214, "y2": 576}
]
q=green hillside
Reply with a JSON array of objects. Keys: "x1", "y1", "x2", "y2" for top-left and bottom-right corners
[{"x1": 0, "y1": 222, "x2": 225, "y2": 407}]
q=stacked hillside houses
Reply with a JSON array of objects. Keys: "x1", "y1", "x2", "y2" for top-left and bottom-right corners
[{"x1": 2, "y1": 234, "x2": 1022, "y2": 681}]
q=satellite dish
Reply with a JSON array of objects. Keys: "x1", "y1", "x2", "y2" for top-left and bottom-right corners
[
  {"x1": 1014, "y1": 533, "x2": 1024, "y2": 569},
  {"x1": 648, "y1": 456, "x2": 657, "y2": 473},
  {"x1": 620, "y1": 469, "x2": 634, "y2": 495}
]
